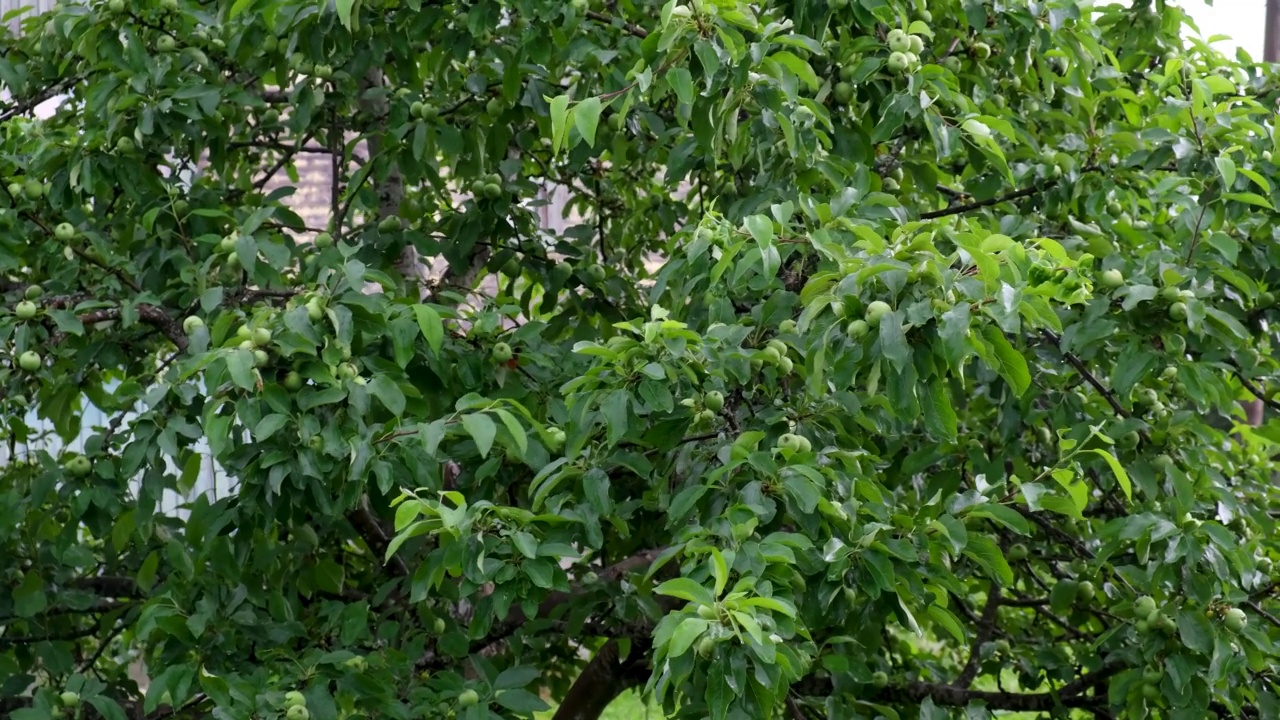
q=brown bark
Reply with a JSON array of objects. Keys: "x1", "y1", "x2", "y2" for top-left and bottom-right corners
[{"x1": 550, "y1": 639, "x2": 650, "y2": 720}]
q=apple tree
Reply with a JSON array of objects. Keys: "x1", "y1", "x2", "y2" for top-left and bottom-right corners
[{"x1": 4, "y1": 0, "x2": 1280, "y2": 718}]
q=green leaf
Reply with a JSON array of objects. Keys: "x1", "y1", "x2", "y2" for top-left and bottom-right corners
[
  {"x1": 920, "y1": 377, "x2": 958, "y2": 441},
  {"x1": 769, "y1": 50, "x2": 819, "y2": 91},
  {"x1": 412, "y1": 304, "x2": 444, "y2": 355},
  {"x1": 1215, "y1": 155, "x2": 1237, "y2": 188},
  {"x1": 655, "y1": 577, "x2": 716, "y2": 606},
  {"x1": 226, "y1": 349, "x2": 257, "y2": 391},
  {"x1": 495, "y1": 689, "x2": 549, "y2": 713},
  {"x1": 1175, "y1": 609, "x2": 1215, "y2": 654},
  {"x1": 976, "y1": 326, "x2": 1031, "y2": 396},
  {"x1": 961, "y1": 535, "x2": 1014, "y2": 585},
  {"x1": 709, "y1": 547, "x2": 729, "y2": 597},
  {"x1": 548, "y1": 94, "x2": 572, "y2": 154},
  {"x1": 462, "y1": 413, "x2": 497, "y2": 457},
  {"x1": 494, "y1": 408, "x2": 528, "y2": 454},
  {"x1": 254, "y1": 413, "x2": 289, "y2": 441},
  {"x1": 574, "y1": 96, "x2": 602, "y2": 147},
  {"x1": 668, "y1": 616, "x2": 709, "y2": 657},
  {"x1": 13, "y1": 572, "x2": 46, "y2": 617},
  {"x1": 369, "y1": 375, "x2": 406, "y2": 416},
  {"x1": 963, "y1": 503, "x2": 1031, "y2": 535},
  {"x1": 743, "y1": 214, "x2": 778, "y2": 278},
  {"x1": 1091, "y1": 449, "x2": 1132, "y2": 502}
]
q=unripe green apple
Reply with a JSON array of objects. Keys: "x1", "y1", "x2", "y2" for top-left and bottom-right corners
[
  {"x1": 344, "y1": 655, "x2": 366, "y2": 671},
  {"x1": 306, "y1": 299, "x2": 324, "y2": 321},
  {"x1": 777, "y1": 356, "x2": 794, "y2": 374},
  {"x1": 108, "y1": 0, "x2": 124, "y2": 11},
  {"x1": 1224, "y1": 607, "x2": 1247, "y2": 632},
  {"x1": 704, "y1": 391, "x2": 725, "y2": 412},
  {"x1": 252, "y1": 327, "x2": 272, "y2": 346},
  {"x1": 15, "y1": 300, "x2": 37, "y2": 320},
  {"x1": 286, "y1": 705, "x2": 309, "y2": 720},
  {"x1": 157, "y1": 34, "x2": 176, "y2": 52},
  {"x1": 54, "y1": 222, "x2": 76, "y2": 241},
  {"x1": 336, "y1": 362, "x2": 358, "y2": 380},
  {"x1": 18, "y1": 350, "x2": 41, "y2": 371},
  {"x1": 183, "y1": 316, "x2": 204, "y2": 334},
  {"x1": 871, "y1": 671, "x2": 888, "y2": 688},
  {"x1": 314, "y1": 232, "x2": 333, "y2": 248},
  {"x1": 865, "y1": 300, "x2": 891, "y2": 324},
  {"x1": 283, "y1": 371, "x2": 303, "y2": 390},
  {"x1": 972, "y1": 41, "x2": 991, "y2": 59},
  {"x1": 546, "y1": 426, "x2": 566, "y2": 450},
  {"x1": 1134, "y1": 595, "x2": 1157, "y2": 619},
  {"x1": 492, "y1": 342, "x2": 513, "y2": 362},
  {"x1": 887, "y1": 51, "x2": 910, "y2": 73},
  {"x1": 66, "y1": 455, "x2": 91, "y2": 477},
  {"x1": 833, "y1": 81, "x2": 854, "y2": 104},
  {"x1": 1077, "y1": 580, "x2": 1096, "y2": 601},
  {"x1": 23, "y1": 179, "x2": 44, "y2": 199},
  {"x1": 908, "y1": 35, "x2": 924, "y2": 54},
  {"x1": 779, "y1": 319, "x2": 798, "y2": 333},
  {"x1": 847, "y1": 319, "x2": 870, "y2": 339},
  {"x1": 1168, "y1": 302, "x2": 1187, "y2": 321},
  {"x1": 486, "y1": 97, "x2": 503, "y2": 116},
  {"x1": 253, "y1": 350, "x2": 269, "y2": 367},
  {"x1": 1007, "y1": 543, "x2": 1028, "y2": 561},
  {"x1": 697, "y1": 635, "x2": 716, "y2": 658},
  {"x1": 458, "y1": 689, "x2": 480, "y2": 708},
  {"x1": 697, "y1": 604, "x2": 717, "y2": 620},
  {"x1": 284, "y1": 691, "x2": 306, "y2": 708},
  {"x1": 887, "y1": 29, "x2": 910, "y2": 53},
  {"x1": 59, "y1": 691, "x2": 80, "y2": 708},
  {"x1": 1099, "y1": 269, "x2": 1124, "y2": 289}
]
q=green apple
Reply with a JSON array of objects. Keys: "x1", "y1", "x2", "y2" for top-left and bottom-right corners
[
  {"x1": 306, "y1": 299, "x2": 325, "y2": 321},
  {"x1": 23, "y1": 285, "x2": 41, "y2": 300},
  {"x1": 1224, "y1": 607, "x2": 1247, "y2": 632},
  {"x1": 778, "y1": 356, "x2": 794, "y2": 374},
  {"x1": 116, "y1": 136, "x2": 135, "y2": 153},
  {"x1": 286, "y1": 705, "x2": 309, "y2": 720},
  {"x1": 283, "y1": 371, "x2": 303, "y2": 390},
  {"x1": 887, "y1": 29, "x2": 910, "y2": 53},
  {"x1": 344, "y1": 656, "x2": 366, "y2": 671},
  {"x1": 546, "y1": 426, "x2": 566, "y2": 450},
  {"x1": 1168, "y1": 302, "x2": 1187, "y2": 320},
  {"x1": 847, "y1": 319, "x2": 870, "y2": 339},
  {"x1": 486, "y1": 97, "x2": 503, "y2": 116},
  {"x1": 377, "y1": 216, "x2": 402, "y2": 233},
  {"x1": 108, "y1": 0, "x2": 124, "y2": 11},
  {"x1": 871, "y1": 671, "x2": 888, "y2": 688},
  {"x1": 704, "y1": 391, "x2": 725, "y2": 412},
  {"x1": 23, "y1": 179, "x2": 44, "y2": 199},
  {"x1": 1077, "y1": 580, "x2": 1096, "y2": 601},
  {"x1": 65, "y1": 455, "x2": 91, "y2": 477},
  {"x1": 1134, "y1": 595, "x2": 1157, "y2": 619},
  {"x1": 434, "y1": 617, "x2": 447, "y2": 634},
  {"x1": 284, "y1": 691, "x2": 306, "y2": 708},
  {"x1": 314, "y1": 232, "x2": 333, "y2": 248},
  {"x1": 865, "y1": 300, "x2": 892, "y2": 324},
  {"x1": 779, "y1": 319, "x2": 798, "y2": 333},
  {"x1": 15, "y1": 300, "x2": 37, "y2": 320},
  {"x1": 697, "y1": 604, "x2": 717, "y2": 620},
  {"x1": 336, "y1": 362, "x2": 358, "y2": 380},
  {"x1": 1099, "y1": 269, "x2": 1124, "y2": 288},
  {"x1": 908, "y1": 35, "x2": 924, "y2": 54},
  {"x1": 887, "y1": 51, "x2": 910, "y2": 73},
  {"x1": 483, "y1": 182, "x2": 503, "y2": 199},
  {"x1": 833, "y1": 81, "x2": 854, "y2": 104},
  {"x1": 253, "y1": 350, "x2": 269, "y2": 367},
  {"x1": 59, "y1": 692, "x2": 79, "y2": 708},
  {"x1": 972, "y1": 41, "x2": 991, "y2": 59},
  {"x1": 183, "y1": 316, "x2": 204, "y2": 334},
  {"x1": 252, "y1": 327, "x2": 272, "y2": 346},
  {"x1": 458, "y1": 689, "x2": 480, "y2": 708},
  {"x1": 157, "y1": 34, "x2": 176, "y2": 52},
  {"x1": 1007, "y1": 543, "x2": 1028, "y2": 561},
  {"x1": 776, "y1": 433, "x2": 801, "y2": 453},
  {"x1": 54, "y1": 222, "x2": 76, "y2": 241},
  {"x1": 697, "y1": 635, "x2": 716, "y2": 658},
  {"x1": 585, "y1": 264, "x2": 606, "y2": 283},
  {"x1": 18, "y1": 350, "x2": 41, "y2": 371},
  {"x1": 492, "y1": 342, "x2": 513, "y2": 362}
]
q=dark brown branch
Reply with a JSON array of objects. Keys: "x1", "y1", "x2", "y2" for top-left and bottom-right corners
[
  {"x1": 798, "y1": 664, "x2": 1120, "y2": 712},
  {"x1": 1229, "y1": 361, "x2": 1280, "y2": 414},
  {"x1": 417, "y1": 547, "x2": 667, "y2": 670},
  {"x1": 585, "y1": 10, "x2": 650, "y2": 39},
  {"x1": 551, "y1": 639, "x2": 650, "y2": 720},
  {"x1": 921, "y1": 184, "x2": 1047, "y2": 220},
  {"x1": 954, "y1": 584, "x2": 1000, "y2": 687},
  {"x1": 1041, "y1": 330, "x2": 1128, "y2": 417}
]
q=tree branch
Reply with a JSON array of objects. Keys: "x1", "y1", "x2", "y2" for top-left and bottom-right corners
[
  {"x1": 417, "y1": 547, "x2": 667, "y2": 670},
  {"x1": 551, "y1": 638, "x2": 650, "y2": 720},
  {"x1": 1040, "y1": 330, "x2": 1128, "y2": 417},
  {"x1": 954, "y1": 584, "x2": 1000, "y2": 687}
]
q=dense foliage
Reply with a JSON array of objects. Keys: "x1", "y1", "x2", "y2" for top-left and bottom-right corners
[{"x1": 5, "y1": 0, "x2": 1280, "y2": 717}]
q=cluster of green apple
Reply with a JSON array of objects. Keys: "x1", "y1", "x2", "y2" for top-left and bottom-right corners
[
  {"x1": 885, "y1": 28, "x2": 926, "y2": 75},
  {"x1": 283, "y1": 690, "x2": 311, "y2": 720},
  {"x1": 680, "y1": 389, "x2": 726, "y2": 424},
  {"x1": 6, "y1": 177, "x2": 48, "y2": 203},
  {"x1": 409, "y1": 100, "x2": 441, "y2": 122},
  {"x1": 45, "y1": 689, "x2": 79, "y2": 718},
  {"x1": 469, "y1": 173, "x2": 506, "y2": 201},
  {"x1": 751, "y1": 337, "x2": 794, "y2": 374},
  {"x1": 11, "y1": 287, "x2": 43, "y2": 372}
]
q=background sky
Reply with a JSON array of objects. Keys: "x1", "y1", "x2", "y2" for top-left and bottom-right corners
[{"x1": 1178, "y1": 0, "x2": 1265, "y2": 57}]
